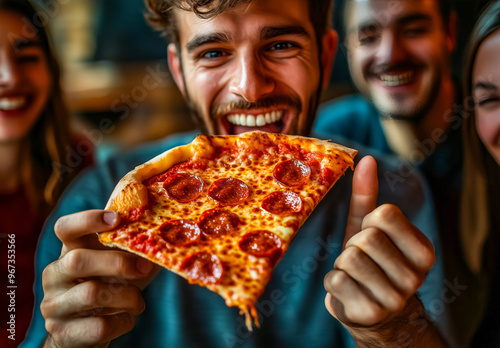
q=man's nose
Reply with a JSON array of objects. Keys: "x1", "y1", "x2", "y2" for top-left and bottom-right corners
[
  {"x1": 374, "y1": 32, "x2": 407, "y2": 67},
  {"x1": 0, "y1": 53, "x2": 21, "y2": 88},
  {"x1": 228, "y1": 54, "x2": 275, "y2": 102}
]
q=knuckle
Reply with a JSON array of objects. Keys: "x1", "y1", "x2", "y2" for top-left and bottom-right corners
[
  {"x1": 81, "y1": 280, "x2": 102, "y2": 307},
  {"x1": 41, "y1": 262, "x2": 56, "y2": 289},
  {"x1": 371, "y1": 203, "x2": 401, "y2": 221},
  {"x1": 113, "y1": 253, "x2": 134, "y2": 277},
  {"x1": 88, "y1": 317, "x2": 109, "y2": 342},
  {"x1": 401, "y1": 270, "x2": 421, "y2": 294},
  {"x1": 127, "y1": 287, "x2": 146, "y2": 314},
  {"x1": 40, "y1": 297, "x2": 54, "y2": 319},
  {"x1": 358, "y1": 227, "x2": 385, "y2": 248},
  {"x1": 54, "y1": 217, "x2": 67, "y2": 239},
  {"x1": 360, "y1": 303, "x2": 384, "y2": 324},
  {"x1": 384, "y1": 291, "x2": 406, "y2": 313},
  {"x1": 337, "y1": 246, "x2": 364, "y2": 270},
  {"x1": 45, "y1": 319, "x2": 63, "y2": 342},
  {"x1": 418, "y1": 247, "x2": 436, "y2": 270},
  {"x1": 324, "y1": 270, "x2": 348, "y2": 292},
  {"x1": 62, "y1": 249, "x2": 87, "y2": 275}
]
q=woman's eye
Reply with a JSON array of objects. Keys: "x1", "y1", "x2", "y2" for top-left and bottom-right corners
[{"x1": 477, "y1": 97, "x2": 500, "y2": 107}]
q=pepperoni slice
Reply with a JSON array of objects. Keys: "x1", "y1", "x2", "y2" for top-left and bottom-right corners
[
  {"x1": 261, "y1": 191, "x2": 303, "y2": 215},
  {"x1": 239, "y1": 230, "x2": 282, "y2": 257},
  {"x1": 163, "y1": 173, "x2": 204, "y2": 203},
  {"x1": 198, "y1": 208, "x2": 240, "y2": 238},
  {"x1": 158, "y1": 219, "x2": 201, "y2": 246},
  {"x1": 180, "y1": 252, "x2": 223, "y2": 285},
  {"x1": 207, "y1": 178, "x2": 250, "y2": 205},
  {"x1": 273, "y1": 159, "x2": 311, "y2": 187}
]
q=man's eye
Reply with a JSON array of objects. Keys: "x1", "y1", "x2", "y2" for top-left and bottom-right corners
[
  {"x1": 404, "y1": 27, "x2": 428, "y2": 37},
  {"x1": 16, "y1": 55, "x2": 41, "y2": 63},
  {"x1": 359, "y1": 35, "x2": 378, "y2": 46},
  {"x1": 201, "y1": 51, "x2": 227, "y2": 59},
  {"x1": 270, "y1": 42, "x2": 295, "y2": 51}
]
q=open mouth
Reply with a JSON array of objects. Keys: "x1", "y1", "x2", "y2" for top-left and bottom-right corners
[
  {"x1": 0, "y1": 96, "x2": 28, "y2": 111},
  {"x1": 379, "y1": 71, "x2": 415, "y2": 87},
  {"x1": 220, "y1": 109, "x2": 290, "y2": 135}
]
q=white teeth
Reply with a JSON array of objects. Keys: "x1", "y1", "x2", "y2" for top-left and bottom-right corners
[
  {"x1": 0, "y1": 97, "x2": 27, "y2": 110},
  {"x1": 256, "y1": 115, "x2": 265, "y2": 126},
  {"x1": 227, "y1": 110, "x2": 283, "y2": 127},
  {"x1": 380, "y1": 71, "x2": 414, "y2": 86},
  {"x1": 246, "y1": 115, "x2": 256, "y2": 127}
]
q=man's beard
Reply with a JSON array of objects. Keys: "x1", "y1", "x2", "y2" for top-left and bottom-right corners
[{"x1": 376, "y1": 72, "x2": 442, "y2": 124}]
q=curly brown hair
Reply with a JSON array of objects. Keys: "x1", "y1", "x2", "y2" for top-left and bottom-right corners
[{"x1": 145, "y1": 0, "x2": 333, "y2": 47}]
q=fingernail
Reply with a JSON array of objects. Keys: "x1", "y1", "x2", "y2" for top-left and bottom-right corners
[
  {"x1": 136, "y1": 258, "x2": 153, "y2": 275},
  {"x1": 103, "y1": 211, "x2": 118, "y2": 226}
]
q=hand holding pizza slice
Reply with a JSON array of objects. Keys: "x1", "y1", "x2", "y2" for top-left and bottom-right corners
[{"x1": 98, "y1": 131, "x2": 357, "y2": 330}]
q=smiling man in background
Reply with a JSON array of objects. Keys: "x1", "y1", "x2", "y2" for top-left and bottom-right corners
[{"x1": 316, "y1": 0, "x2": 461, "y2": 233}]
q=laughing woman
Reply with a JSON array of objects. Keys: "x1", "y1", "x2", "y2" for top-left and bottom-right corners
[
  {"x1": 0, "y1": 0, "x2": 92, "y2": 345},
  {"x1": 454, "y1": 1, "x2": 500, "y2": 347}
]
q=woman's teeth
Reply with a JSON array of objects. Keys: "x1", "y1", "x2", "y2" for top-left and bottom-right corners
[
  {"x1": 0, "y1": 97, "x2": 27, "y2": 110},
  {"x1": 226, "y1": 110, "x2": 283, "y2": 127}
]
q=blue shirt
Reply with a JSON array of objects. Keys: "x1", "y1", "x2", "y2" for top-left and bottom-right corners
[{"x1": 22, "y1": 131, "x2": 446, "y2": 348}]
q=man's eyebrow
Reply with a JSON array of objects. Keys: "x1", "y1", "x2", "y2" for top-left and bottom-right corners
[
  {"x1": 397, "y1": 13, "x2": 433, "y2": 26},
  {"x1": 349, "y1": 20, "x2": 381, "y2": 36},
  {"x1": 186, "y1": 32, "x2": 231, "y2": 52},
  {"x1": 260, "y1": 25, "x2": 310, "y2": 40},
  {"x1": 12, "y1": 38, "x2": 42, "y2": 50},
  {"x1": 474, "y1": 81, "x2": 498, "y2": 92},
  {"x1": 348, "y1": 13, "x2": 432, "y2": 36}
]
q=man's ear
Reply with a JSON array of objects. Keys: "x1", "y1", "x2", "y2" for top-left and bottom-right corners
[
  {"x1": 446, "y1": 11, "x2": 457, "y2": 53},
  {"x1": 168, "y1": 43, "x2": 186, "y2": 96},
  {"x1": 321, "y1": 28, "x2": 338, "y2": 90}
]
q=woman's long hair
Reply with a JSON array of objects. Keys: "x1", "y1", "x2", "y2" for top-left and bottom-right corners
[
  {"x1": 1, "y1": 0, "x2": 89, "y2": 214},
  {"x1": 460, "y1": 0, "x2": 500, "y2": 273}
]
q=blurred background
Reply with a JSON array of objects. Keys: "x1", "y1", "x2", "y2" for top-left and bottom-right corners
[{"x1": 33, "y1": 0, "x2": 491, "y2": 162}]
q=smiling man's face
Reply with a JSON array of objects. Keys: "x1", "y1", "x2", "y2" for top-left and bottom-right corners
[
  {"x1": 168, "y1": 0, "x2": 335, "y2": 136},
  {"x1": 344, "y1": 0, "x2": 454, "y2": 121}
]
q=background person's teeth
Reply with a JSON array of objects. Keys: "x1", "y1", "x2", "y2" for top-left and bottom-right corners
[
  {"x1": 0, "y1": 97, "x2": 26, "y2": 110},
  {"x1": 265, "y1": 113, "x2": 272, "y2": 123},
  {"x1": 256, "y1": 115, "x2": 265, "y2": 126}
]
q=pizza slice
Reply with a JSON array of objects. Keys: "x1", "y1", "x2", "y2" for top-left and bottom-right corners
[{"x1": 98, "y1": 131, "x2": 357, "y2": 330}]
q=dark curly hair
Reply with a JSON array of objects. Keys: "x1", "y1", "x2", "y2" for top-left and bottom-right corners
[{"x1": 145, "y1": 0, "x2": 333, "y2": 47}]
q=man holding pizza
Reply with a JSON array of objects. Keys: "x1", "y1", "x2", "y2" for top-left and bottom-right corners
[{"x1": 23, "y1": 0, "x2": 449, "y2": 347}]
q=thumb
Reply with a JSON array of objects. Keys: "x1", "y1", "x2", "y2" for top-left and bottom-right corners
[{"x1": 343, "y1": 156, "x2": 379, "y2": 247}]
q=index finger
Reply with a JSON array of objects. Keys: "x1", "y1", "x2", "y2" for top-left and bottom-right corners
[
  {"x1": 54, "y1": 210, "x2": 120, "y2": 255},
  {"x1": 344, "y1": 156, "x2": 379, "y2": 247}
]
